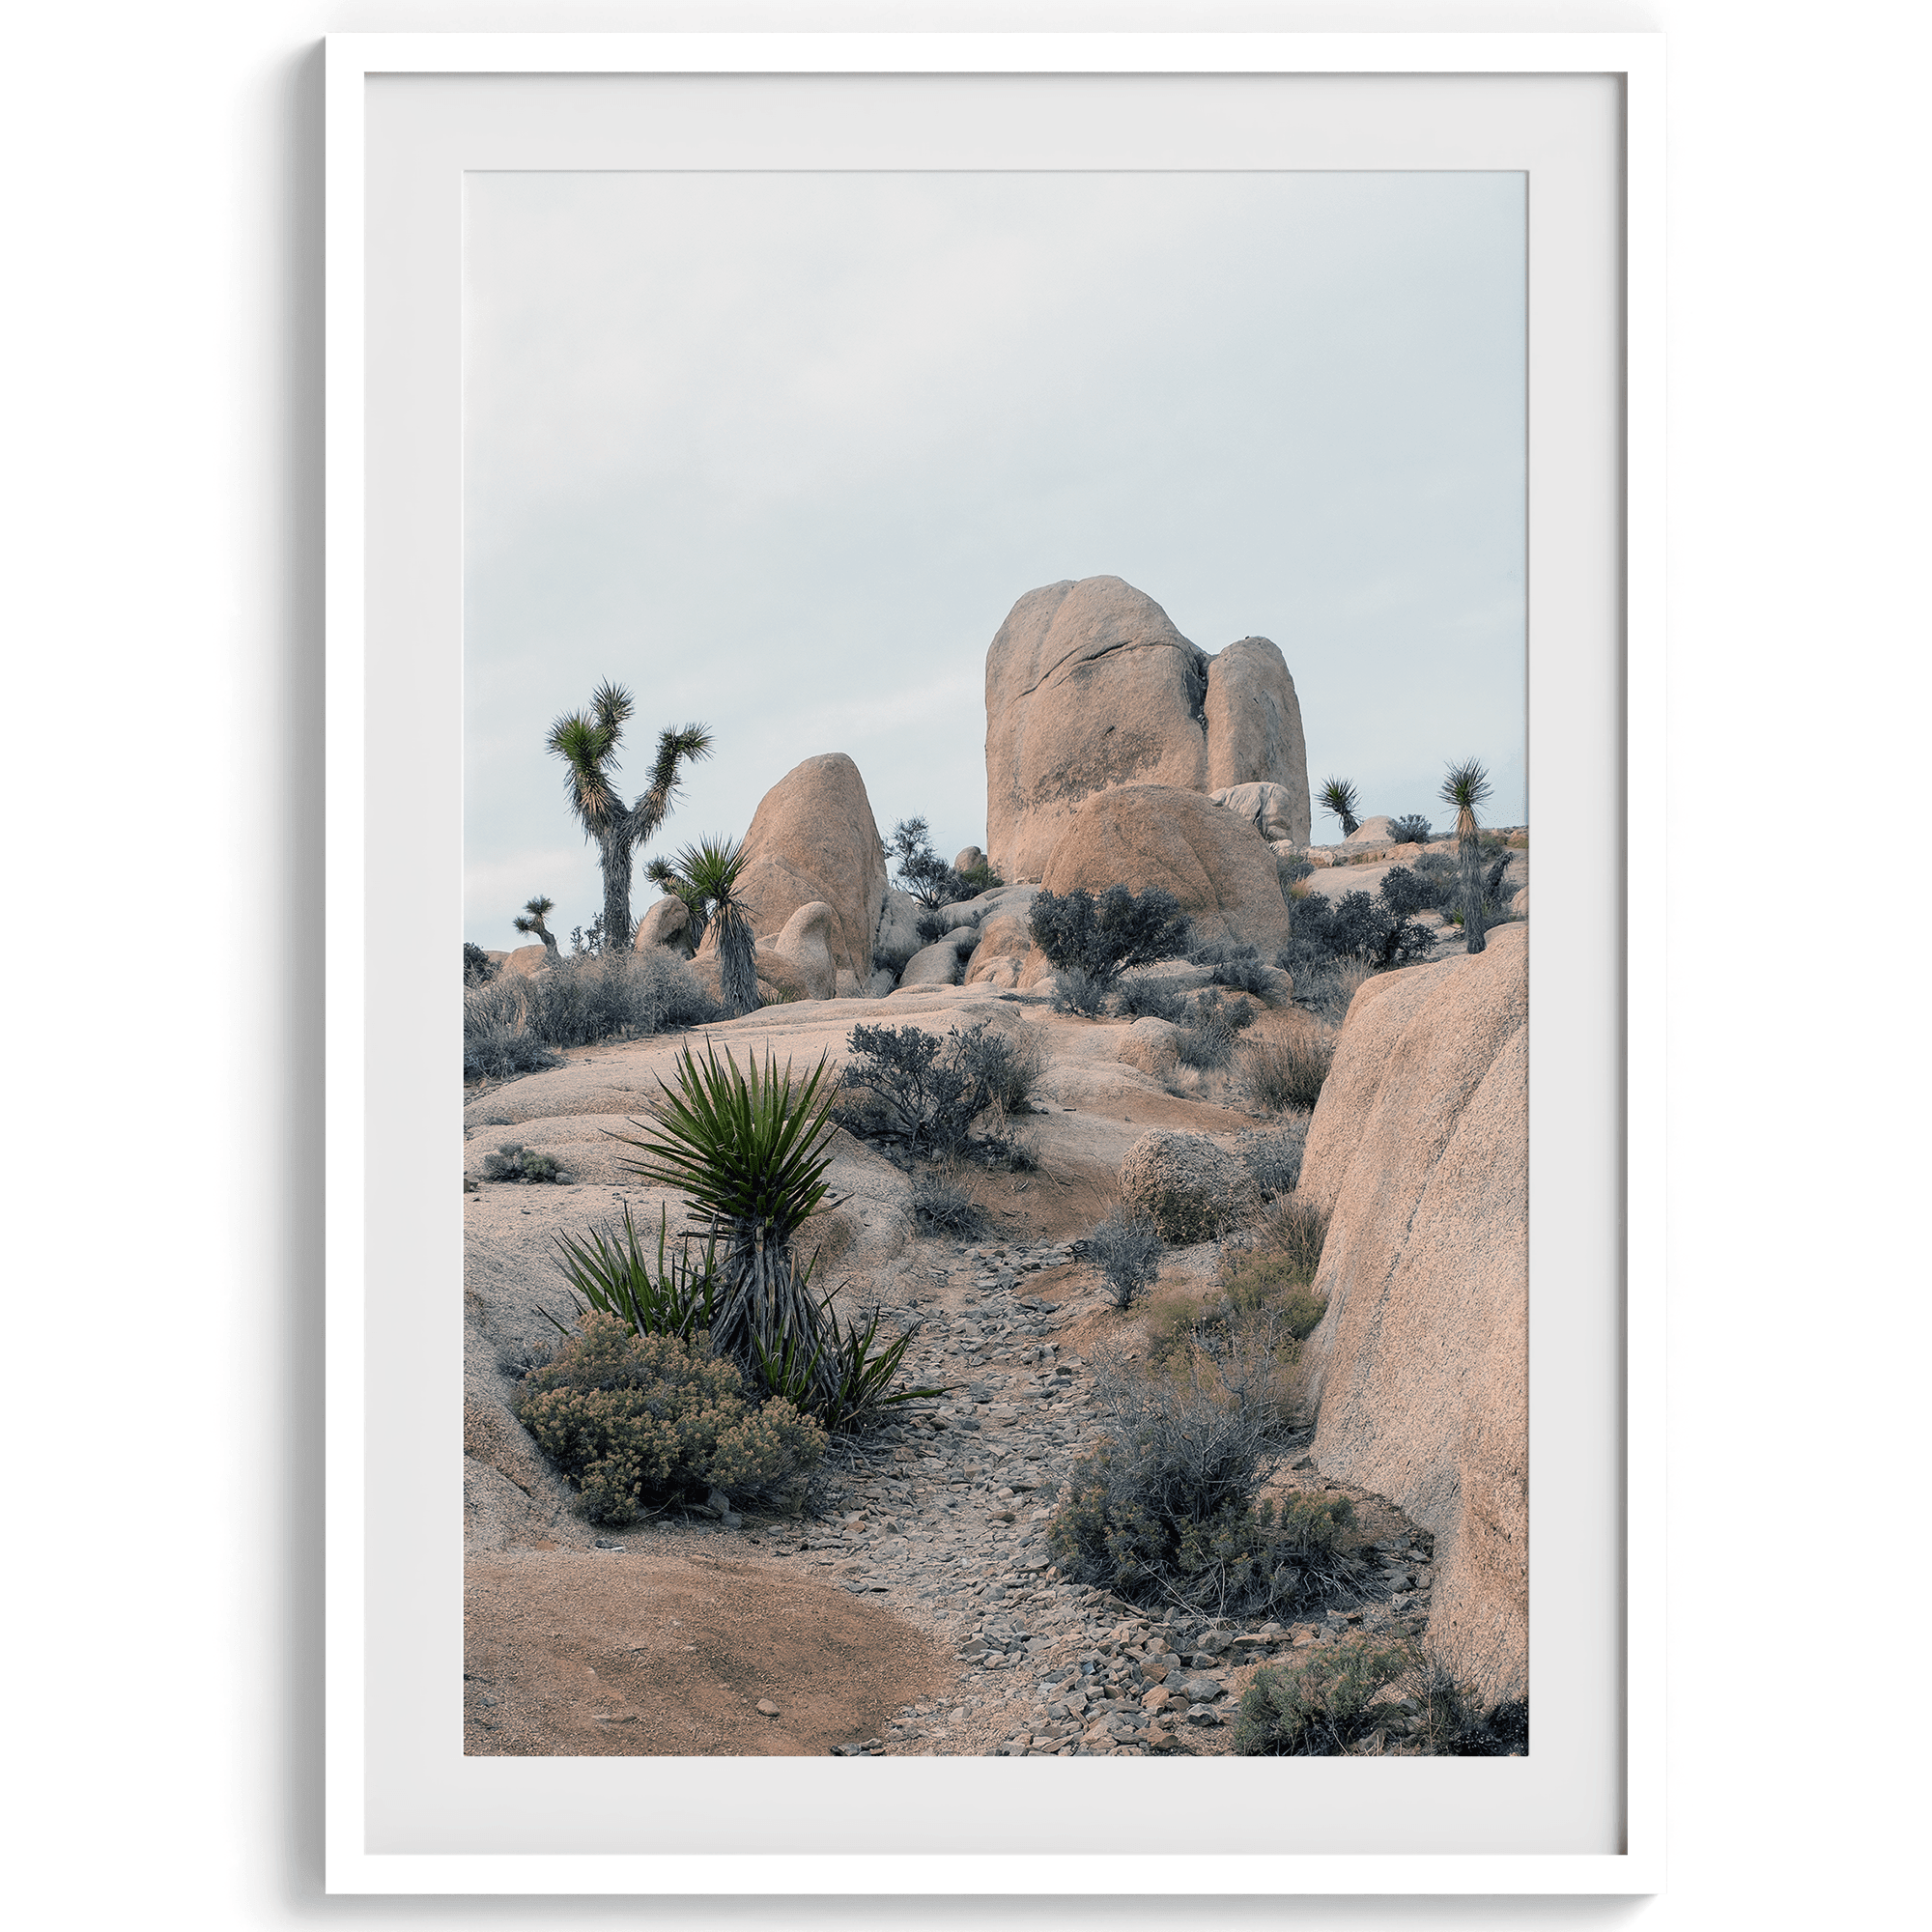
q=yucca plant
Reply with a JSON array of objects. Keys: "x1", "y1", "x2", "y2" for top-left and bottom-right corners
[
  {"x1": 1438, "y1": 757, "x2": 1495, "y2": 955},
  {"x1": 543, "y1": 1202, "x2": 721, "y2": 1342},
  {"x1": 753, "y1": 1306, "x2": 950, "y2": 1435},
  {"x1": 663, "y1": 835, "x2": 758, "y2": 1017},
  {"x1": 612, "y1": 1038, "x2": 840, "y2": 1380},
  {"x1": 546, "y1": 680, "x2": 712, "y2": 952},
  {"x1": 1318, "y1": 777, "x2": 1361, "y2": 838}
]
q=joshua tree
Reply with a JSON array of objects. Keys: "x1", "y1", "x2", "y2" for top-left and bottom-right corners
[
  {"x1": 1438, "y1": 757, "x2": 1496, "y2": 954},
  {"x1": 545, "y1": 681, "x2": 712, "y2": 953},
  {"x1": 1318, "y1": 777, "x2": 1362, "y2": 838},
  {"x1": 667, "y1": 835, "x2": 759, "y2": 1017},
  {"x1": 511, "y1": 894, "x2": 561, "y2": 963}
]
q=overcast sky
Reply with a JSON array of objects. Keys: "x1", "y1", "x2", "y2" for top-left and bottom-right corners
[{"x1": 464, "y1": 170, "x2": 1524, "y2": 948}]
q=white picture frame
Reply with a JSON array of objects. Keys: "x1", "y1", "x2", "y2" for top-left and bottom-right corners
[{"x1": 326, "y1": 29, "x2": 1664, "y2": 1897}]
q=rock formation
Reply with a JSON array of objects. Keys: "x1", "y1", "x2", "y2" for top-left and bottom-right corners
[
  {"x1": 632, "y1": 895, "x2": 692, "y2": 955},
  {"x1": 1031, "y1": 784, "x2": 1294, "y2": 962},
  {"x1": 1209, "y1": 781, "x2": 1307, "y2": 845},
  {"x1": 983, "y1": 576, "x2": 1309, "y2": 879},
  {"x1": 734, "y1": 753, "x2": 889, "y2": 991},
  {"x1": 1295, "y1": 923, "x2": 1528, "y2": 1709},
  {"x1": 1118, "y1": 1131, "x2": 1257, "y2": 1243}
]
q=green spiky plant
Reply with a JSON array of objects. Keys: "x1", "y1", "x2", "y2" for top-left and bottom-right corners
[
  {"x1": 1438, "y1": 757, "x2": 1496, "y2": 955},
  {"x1": 545, "y1": 681, "x2": 712, "y2": 953},
  {"x1": 663, "y1": 836, "x2": 758, "y2": 1017},
  {"x1": 613, "y1": 1038, "x2": 840, "y2": 1377},
  {"x1": 643, "y1": 855, "x2": 709, "y2": 948},
  {"x1": 544, "y1": 1203, "x2": 721, "y2": 1343},
  {"x1": 511, "y1": 893, "x2": 561, "y2": 963},
  {"x1": 1318, "y1": 777, "x2": 1361, "y2": 838}
]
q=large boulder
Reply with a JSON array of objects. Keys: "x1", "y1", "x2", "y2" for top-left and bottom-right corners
[
  {"x1": 1118, "y1": 1131, "x2": 1257, "y2": 1243},
  {"x1": 1210, "y1": 781, "x2": 1306, "y2": 844},
  {"x1": 735, "y1": 753, "x2": 889, "y2": 990},
  {"x1": 1203, "y1": 639, "x2": 1310, "y2": 838},
  {"x1": 632, "y1": 895, "x2": 691, "y2": 955},
  {"x1": 768, "y1": 901, "x2": 838, "y2": 1001},
  {"x1": 1296, "y1": 924, "x2": 1528, "y2": 1709},
  {"x1": 897, "y1": 933, "x2": 973, "y2": 988},
  {"x1": 872, "y1": 887, "x2": 926, "y2": 975},
  {"x1": 985, "y1": 577, "x2": 1211, "y2": 882},
  {"x1": 1034, "y1": 784, "x2": 1294, "y2": 959},
  {"x1": 962, "y1": 907, "x2": 1034, "y2": 987},
  {"x1": 1344, "y1": 815, "x2": 1395, "y2": 845},
  {"x1": 500, "y1": 944, "x2": 554, "y2": 980}
]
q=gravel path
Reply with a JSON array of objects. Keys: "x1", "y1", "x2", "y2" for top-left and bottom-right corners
[{"x1": 737, "y1": 1235, "x2": 1439, "y2": 1758}]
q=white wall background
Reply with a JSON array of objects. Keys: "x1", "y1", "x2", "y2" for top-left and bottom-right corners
[{"x1": 3, "y1": 3, "x2": 1923, "y2": 1927}]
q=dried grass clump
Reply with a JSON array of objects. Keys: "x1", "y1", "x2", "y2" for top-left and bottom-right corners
[{"x1": 1236, "y1": 1030, "x2": 1334, "y2": 1112}]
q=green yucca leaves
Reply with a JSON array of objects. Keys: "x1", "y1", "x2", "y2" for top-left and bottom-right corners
[
  {"x1": 753, "y1": 1306, "x2": 952, "y2": 1435},
  {"x1": 544, "y1": 1202, "x2": 720, "y2": 1341},
  {"x1": 613, "y1": 1038, "x2": 838, "y2": 1248}
]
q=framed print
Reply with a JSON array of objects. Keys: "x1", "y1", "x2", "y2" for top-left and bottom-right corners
[{"x1": 326, "y1": 30, "x2": 1663, "y2": 1896}]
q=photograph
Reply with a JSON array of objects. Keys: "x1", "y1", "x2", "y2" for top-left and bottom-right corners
[{"x1": 458, "y1": 166, "x2": 1530, "y2": 1764}]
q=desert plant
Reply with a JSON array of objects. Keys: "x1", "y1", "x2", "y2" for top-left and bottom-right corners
[
  {"x1": 1386, "y1": 814, "x2": 1433, "y2": 845},
  {"x1": 513, "y1": 893, "x2": 563, "y2": 962},
  {"x1": 911, "y1": 1167, "x2": 985, "y2": 1236},
  {"x1": 1030, "y1": 885, "x2": 1192, "y2": 994},
  {"x1": 1048, "y1": 1334, "x2": 1357, "y2": 1616},
  {"x1": 545, "y1": 1202, "x2": 720, "y2": 1342},
  {"x1": 1318, "y1": 777, "x2": 1361, "y2": 838},
  {"x1": 481, "y1": 1142, "x2": 565, "y2": 1183},
  {"x1": 1239, "y1": 1193, "x2": 1331, "y2": 1289},
  {"x1": 888, "y1": 816, "x2": 971, "y2": 910},
  {"x1": 1232, "y1": 1633, "x2": 1420, "y2": 1755},
  {"x1": 954, "y1": 858, "x2": 1004, "y2": 895},
  {"x1": 841, "y1": 1019, "x2": 1039, "y2": 1157},
  {"x1": 1090, "y1": 1207, "x2": 1163, "y2": 1310},
  {"x1": 751, "y1": 1304, "x2": 951, "y2": 1436},
  {"x1": 509, "y1": 946, "x2": 719, "y2": 1052},
  {"x1": 464, "y1": 942, "x2": 499, "y2": 987},
  {"x1": 516, "y1": 1313, "x2": 824, "y2": 1524},
  {"x1": 663, "y1": 835, "x2": 758, "y2": 1017},
  {"x1": 611, "y1": 1039, "x2": 839, "y2": 1387},
  {"x1": 463, "y1": 978, "x2": 567, "y2": 1082},
  {"x1": 546, "y1": 682, "x2": 712, "y2": 953},
  {"x1": 1115, "y1": 975, "x2": 1191, "y2": 1024},
  {"x1": 1438, "y1": 756, "x2": 1496, "y2": 955},
  {"x1": 1233, "y1": 1121, "x2": 1310, "y2": 1199},
  {"x1": 642, "y1": 861, "x2": 711, "y2": 948},
  {"x1": 1275, "y1": 850, "x2": 1315, "y2": 889},
  {"x1": 1174, "y1": 989, "x2": 1257, "y2": 1069},
  {"x1": 1049, "y1": 964, "x2": 1111, "y2": 1017},
  {"x1": 567, "y1": 915, "x2": 606, "y2": 956},
  {"x1": 1292, "y1": 887, "x2": 1434, "y2": 971},
  {"x1": 1235, "y1": 1029, "x2": 1334, "y2": 1111}
]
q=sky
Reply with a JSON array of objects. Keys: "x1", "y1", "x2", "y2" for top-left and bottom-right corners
[{"x1": 464, "y1": 170, "x2": 1525, "y2": 948}]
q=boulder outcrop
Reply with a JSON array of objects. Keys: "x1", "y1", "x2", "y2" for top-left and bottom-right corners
[
  {"x1": 983, "y1": 577, "x2": 1310, "y2": 880},
  {"x1": 1296, "y1": 923, "x2": 1528, "y2": 1709},
  {"x1": 500, "y1": 944, "x2": 554, "y2": 980},
  {"x1": 1210, "y1": 781, "x2": 1307, "y2": 845},
  {"x1": 632, "y1": 895, "x2": 692, "y2": 955},
  {"x1": 1203, "y1": 639, "x2": 1310, "y2": 835},
  {"x1": 1033, "y1": 784, "x2": 1294, "y2": 959},
  {"x1": 770, "y1": 900, "x2": 838, "y2": 1002},
  {"x1": 735, "y1": 753, "x2": 889, "y2": 990}
]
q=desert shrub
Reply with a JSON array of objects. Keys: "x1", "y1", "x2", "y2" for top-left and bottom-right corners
[
  {"x1": 954, "y1": 860, "x2": 1004, "y2": 895},
  {"x1": 914, "y1": 910, "x2": 951, "y2": 947},
  {"x1": 841, "y1": 1018, "x2": 1039, "y2": 1157},
  {"x1": 1090, "y1": 1207, "x2": 1163, "y2": 1310},
  {"x1": 516, "y1": 1313, "x2": 826, "y2": 1524},
  {"x1": 519, "y1": 947, "x2": 721, "y2": 1051},
  {"x1": 1115, "y1": 974, "x2": 1191, "y2": 1024},
  {"x1": 481, "y1": 1142, "x2": 565, "y2": 1184},
  {"x1": 1190, "y1": 942, "x2": 1274, "y2": 997},
  {"x1": 890, "y1": 816, "x2": 973, "y2": 910},
  {"x1": 1233, "y1": 1120, "x2": 1310, "y2": 1199},
  {"x1": 1279, "y1": 948, "x2": 1374, "y2": 1028},
  {"x1": 1232, "y1": 1634, "x2": 1421, "y2": 1755},
  {"x1": 1047, "y1": 1335, "x2": 1357, "y2": 1616},
  {"x1": 464, "y1": 941, "x2": 499, "y2": 987},
  {"x1": 912, "y1": 1168, "x2": 985, "y2": 1237},
  {"x1": 1030, "y1": 884, "x2": 1191, "y2": 993},
  {"x1": 1049, "y1": 965, "x2": 1111, "y2": 1018},
  {"x1": 1386, "y1": 814, "x2": 1434, "y2": 845},
  {"x1": 1175, "y1": 989, "x2": 1257, "y2": 1069},
  {"x1": 1236, "y1": 1029, "x2": 1334, "y2": 1111},
  {"x1": 464, "y1": 979, "x2": 567, "y2": 1082},
  {"x1": 1275, "y1": 850, "x2": 1315, "y2": 889},
  {"x1": 1239, "y1": 1193, "x2": 1331, "y2": 1290},
  {"x1": 1293, "y1": 886, "x2": 1435, "y2": 971}
]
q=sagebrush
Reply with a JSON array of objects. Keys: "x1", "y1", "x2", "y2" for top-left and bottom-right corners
[
  {"x1": 516, "y1": 1313, "x2": 825, "y2": 1523},
  {"x1": 1030, "y1": 884, "x2": 1191, "y2": 992},
  {"x1": 840, "y1": 1019, "x2": 1043, "y2": 1157},
  {"x1": 1090, "y1": 1207, "x2": 1163, "y2": 1310},
  {"x1": 1235, "y1": 1029, "x2": 1333, "y2": 1111}
]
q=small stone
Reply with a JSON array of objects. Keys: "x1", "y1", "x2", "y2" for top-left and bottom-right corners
[
  {"x1": 1184, "y1": 1704, "x2": 1221, "y2": 1726},
  {"x1": 756, "y1": 1699, "x2": 781, "y2": 1718},
  {"x1": 1142, "y1": 1687, "x2": 1173, "y2": 1713}
]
